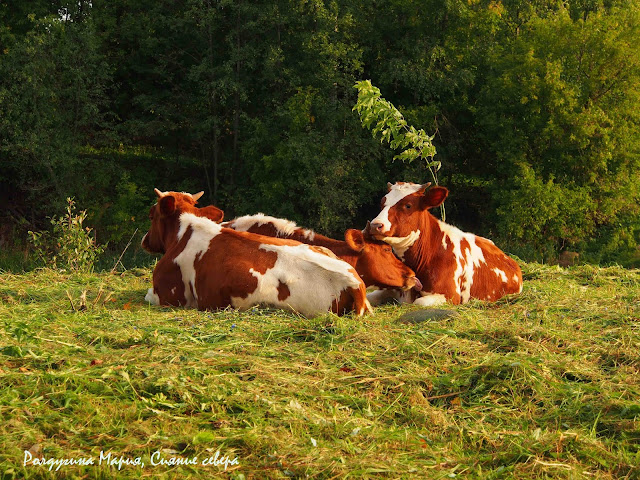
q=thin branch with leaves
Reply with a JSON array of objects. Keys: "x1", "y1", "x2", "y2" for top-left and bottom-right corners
[{"x1": 353, "y1": 80, "x2": 444, "y2": 219}]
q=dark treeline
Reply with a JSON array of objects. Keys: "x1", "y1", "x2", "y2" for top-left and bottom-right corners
[{"x1": 1, "y1": 0, "x2": 639, "y2": 267}]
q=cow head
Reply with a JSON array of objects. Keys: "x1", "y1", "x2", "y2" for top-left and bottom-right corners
[
  {"x1": 369, "y1": 182, "x2": 448, "y2": 238},
  {"x1": 344, "y1": 228, "x2": 422, "y2": 291},
  {"x1": 141, "y1": 189, "x2": 224, "y2": 254}
]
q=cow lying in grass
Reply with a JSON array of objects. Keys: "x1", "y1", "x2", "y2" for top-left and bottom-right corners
[
  {"x1": 223, "y1": 213, "x2": 422, "y2": 293},
  {"x1": 369, "y1": 182, "x2": 523, "y2": 306},
  {"x1": 142, "y1": 189, "x2": 371, "y2": 317}
]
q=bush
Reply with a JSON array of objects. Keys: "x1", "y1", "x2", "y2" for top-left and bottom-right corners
[{"x1": 29, "y1": 198, "x2": 105, "y2": 273}]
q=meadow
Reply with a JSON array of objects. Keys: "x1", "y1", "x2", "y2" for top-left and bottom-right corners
[{"x1": 1, "y1": 261, "x2": 639, "y2": 479}]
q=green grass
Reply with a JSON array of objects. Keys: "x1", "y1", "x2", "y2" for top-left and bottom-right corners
[{"x1": 1, "y1": 263, "x2": 639, "y2": 479}]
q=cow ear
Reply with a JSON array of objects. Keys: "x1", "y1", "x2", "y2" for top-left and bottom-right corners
[
  {"x1": 159, "y1": 195, "x2": 176, "y2": 216},
  {"x1": 345, "y1": 229, "x2": 366, "y2": 252},
  {"x1": 420, "y1": 186, "x2": 448, "y2": 209},
  {"x1": 200, "y1": 206, "x2": 224, "y2": 223}
]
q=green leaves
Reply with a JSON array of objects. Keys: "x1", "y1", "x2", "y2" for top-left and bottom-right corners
[
  {"x1": 353, "y1": 80, "x2": 444, "y2": 218},
  {"x1": 28, "y1": 198, "x2": 105, "y2": 273},
  {"x1": 353, "y1": 80, "x2": 439, "y2": 178}
]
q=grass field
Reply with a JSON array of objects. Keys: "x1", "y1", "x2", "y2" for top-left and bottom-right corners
[{"x1": 1, "y1": 262, "x2": 639, "y2": 479}]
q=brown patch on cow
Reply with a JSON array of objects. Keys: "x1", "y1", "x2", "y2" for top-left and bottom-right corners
[
  {"x1": 412, "y1": 226, "x2": 459, "y2": 303},
  {"x1": 332, "y1": 289, "x2": 352, "y2": 315},
  {"x1": 250, "y1": 246, "x2": 279, "y2": 275},
  {"x1": 150, "y1": 226, "x2": 194, "y2": 306},
  {"x1": 195, "y1": 232, "x2": 280, "y2": 307},
  {"x1": 277, "y1": 281, "x2": 291, "y2": 301},
  {"x1": 469, "y1": 237, "x2": 523, "y2": 302},
  {"x1": 243, "y1": 223, "x2": 280, "y2": 237}
]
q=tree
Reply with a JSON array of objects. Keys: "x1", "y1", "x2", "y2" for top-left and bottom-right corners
[
  {"x1": 0, "y1": 8, "x2": 111, "y2": 224},
  {"x1": 476, "y1": 4, "x2": 640, "y2": 260}
]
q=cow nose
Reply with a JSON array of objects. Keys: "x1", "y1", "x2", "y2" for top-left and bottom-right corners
[{"x1": 370, "y1": 221, "x2": 384, "y2": 232}]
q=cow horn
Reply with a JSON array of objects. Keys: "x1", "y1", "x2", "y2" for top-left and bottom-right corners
[
  {"x1": 387, "y1": 182, "x2": 393, "y2": 192},
  {"x1": 420, "y1": 182, "x2": 432, "y2": 192},
  {"x1": 154, "y1": 188, "x2": 166, "y2": 198},
  {"x1": 362, "y1": 220, "x2": 374, "y2": 238},
  {"x1": 191, "y1": 191, "x2": 204, "y2": 202}
]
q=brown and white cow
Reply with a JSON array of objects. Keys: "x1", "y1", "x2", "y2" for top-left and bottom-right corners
[
  {"x1": 223, "y1": 213, "x2": 421, "y2": 292},
  {"x1": 142, "y1": 190, "x2": 371, "y2": 317},
  {"x1": 368, "y1": 182, "x2": 523, "y2": 306}
]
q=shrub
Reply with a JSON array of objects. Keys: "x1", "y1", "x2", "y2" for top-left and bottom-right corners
[{"x1": 29, "y1": 198, "x2": 105, "y2": 273}]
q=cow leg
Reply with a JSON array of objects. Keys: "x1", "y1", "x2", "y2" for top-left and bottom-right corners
[
  {"x1": 333, "y1": 284, "x2": 371, "y2": 317},
  {"x1": 352, "y1": 283, "x2": 373, "y2": 316}
]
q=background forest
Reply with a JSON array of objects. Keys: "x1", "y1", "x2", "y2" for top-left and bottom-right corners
[{"x1": 1, "y1": 0, "x2": 640, "y2": 268}]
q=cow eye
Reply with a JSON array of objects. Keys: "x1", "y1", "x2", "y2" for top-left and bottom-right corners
[{"x1": 404, "y1": 203, "x2": 412, "y2": 210}]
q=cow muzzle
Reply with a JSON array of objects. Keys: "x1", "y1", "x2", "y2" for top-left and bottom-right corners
[
  {"x1": 368, "y1": 221, "x2": 390, "y2": 239},
  {"x1": 370, "y1": 221, "x2": 385, "y2": 233}
]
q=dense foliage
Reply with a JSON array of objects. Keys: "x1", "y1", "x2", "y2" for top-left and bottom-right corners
[{"x1": 1, "y1": 0, "x2": 639, "y2": 266}]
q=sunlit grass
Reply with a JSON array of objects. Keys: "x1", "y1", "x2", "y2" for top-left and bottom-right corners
[{"x1": 1, "y1": 263, "x2": 639, "y2": 479}]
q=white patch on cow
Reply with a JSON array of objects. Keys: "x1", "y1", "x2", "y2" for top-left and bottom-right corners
[
  {"x1": 171, "y1": 287, "x2": 176, "y2": 295},
  {"x1": 493, "y1": 267, "x2": 508, "y2": 283},
  {"x1": 230, "y1": 243, "x2": 361, "y2": 317},
  {"x1": 372, "y1": 183, "x2": 423, "y2": 233},
  {"x1": 173, "y1": 213, "x2": 222, "y2": 307},
  {"x1": 516, "y1": 275, "x2": 523, "y2": 293},
  {"x1": 382, "y1": 230, "x2": 421, "y2": 260},
  {"x1": 226, "y1": 213, "x2": 298, "y2": 236},
  {"x1": 413, "y1": 293, "x2": 447, "y2": 307},
  {"x1": 145, "y1": 288, "x2": 160, "y2": 305},
  {"x1": 438, "y1": 220, "x2": 486, "y2": 303},
  {"x1": 301, "y1": 229, "x2": 316, "y2": 241},
  {"x1": 513, "y1": 272, "x2": 523, "y2": 293}
]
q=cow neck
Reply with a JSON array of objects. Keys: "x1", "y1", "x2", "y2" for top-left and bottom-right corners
[
  {"x1": 305, "y1": 234, "x2": 358, "y2": 268},
  {"x1": 162, "y1": 213, "x2": 186, "y2": 252},
  {"x1": 401, "y1": 211, "x2": 440, "y2": 273},
  {"x1": 306, "y1": 232, "x2": 340, "y2": 249}
]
